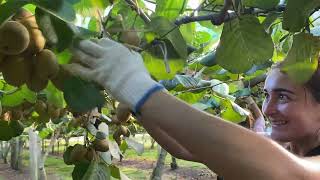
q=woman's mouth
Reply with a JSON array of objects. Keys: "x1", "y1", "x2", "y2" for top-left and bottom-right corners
[{"x1": 271, "y1": 120, "x2": 288, "y2": 127}]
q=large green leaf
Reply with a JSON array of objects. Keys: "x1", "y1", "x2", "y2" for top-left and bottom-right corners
[
  {"x1": 32, "y1": 0, "x2": 76, "y2": 22},
  {"x1": 283, "y1": 0, "x2": 320, "y2": 32},
  {"x1": 220, "y1": 99, "x2": 248, "y2": 123},
  {"x1": 73, "y1": 0, "x2": 109, "y2": 17},
  {"x1": 281, "y1": 33, "x2": 320, "y2": 84},
  {"x1": 216, "y1": 15, "x2": 274, "y2": 73},
  {"x1": 143, "y1": 52, "x2": 184, "y2": 80},
  {"x1": 149, "y1": 17, "x2": 188, "y2": 59},
  {"x1": 0, "y1": 0, "x2": 29, "y2": 26},
  {"x1": 155, "y1": 0, "x2": 188, "y2": 20},
  {"x1": 63, "y1": 77, "x2": 105, "y2": 112},
  {"x1": 243, "y1": 0, "x2": 279, "y2": 9},
  {"x1": 0, "y1": 121, "x2": 15, "y2": 141},
  {"x1": 177, "y1": 91, "x2": 206, "y2": 104},
  {"x1": 36, "y1": 8, "x2": 75, "y2": 52},
  {"x1": 1, "y1": 84, "x2": 36, "y2": 107},
  {"x1": 72, "y1": 161, "x2": 90, "y2": 180},
  {"x1": 82, "y1": 160, "x2": 110, "y2": 180},
  {"x1": 44, "y1": 81, "x2": 65, "y2": 108}
]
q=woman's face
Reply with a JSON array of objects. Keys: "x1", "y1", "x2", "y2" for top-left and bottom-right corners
[{"x1": 262, "y1": 69, "x2": 320, "y2": 142}]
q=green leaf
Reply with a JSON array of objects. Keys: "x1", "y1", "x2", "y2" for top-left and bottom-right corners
[
  {"x1": 0, "y1": 0, "x2": 29, "y2": 26},
  {"x1": 36, "y1": 8, "x2": 75, "y2": 52},
  {"x1": 0, "y1": 121, "x2": 15, "y2": 141},
  {"x1": 73, "y1": 0, "x2": 109, "y2": 17},
  {"x1": 175, "y1": 75, "x2": 201, "y2": 89},
  {"x1": 177, "y1": 91, "x2": 206, "y2": 104},
  {"x1": 38, "y1": 127, "x2": 53, "y2": 139},
  {"x1": 72, "y1": 161, "x2": 90, "y2": 180},
  {"x1": 63, "y1": 77, "x2": 105, "y2": 113},
  {"x1": 149, "y1": 17, "x2": 188, "y2": 59},
  {"x1": 82, "y1": 160, "x2": 110, "y2": 180},
  {"x1": 143, "y1": 52, "x2": 184, "y2": 80},
  {"x1": 216, "y1": 15, "x2": 274, "y2": 73},
  {"x1": 63, "y1": 146, "x2": 74, "y2": 165},
  {"x1": 283, "y1": 0, "x2": 320, "y2": 32},
  {"x1": 1, "y1": 84, "x2": 36, "y2": 107},
  {"x1": 220, "y1": 100, "x2": 248, "y2": 123},
  {"x1": 44, "y1": 82, "x2": 65, "y2": 108},
  {"x1": 110, "y1": 165, "x2": 121, "y2": 179},
  {"x1": 281, "y1": 33, "x2": 320, "y2": 84},
  {"x1": 32, "y1": 0, "x2": 76, "y2": 22},
  {"x1": 9, "y1": 120, "x2": 24, "y2": 137},
  {"x1": 243, "y1": 0, "x2": 279, "y2": 9},
  {"x1": 155, "y1": 0, "x2": 188, "y2": 20}
]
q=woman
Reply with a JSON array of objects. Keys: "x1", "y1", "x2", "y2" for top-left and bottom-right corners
[{"x1": 65, "y1": 38, "x2": 320, "y2": 180}]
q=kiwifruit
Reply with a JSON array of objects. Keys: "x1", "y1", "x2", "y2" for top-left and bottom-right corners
[
  {"x1": 11, "y1": 110, "x2": 23, "y2": 120},
  {"x1": 70, "y1": 144, "x2": 88, "y2": 163},
  {"x1": 27, "y1": 73, "x2": 48, "y2": 92},
  {"x1": 51, "y1": 65, "x2": 71, "y2": 91},
  {"x1": 13, "y1": 8, "x2": 46, "y2": 54},
  {"x1": 119, "y1": 29, "x2": 140, "y2": 47},
  {"x1": 120, "y1": 125, "x2": 130, "y2": 137},
  {"x1": 85, "y1": 148, "x2": 94, "y2": 161},
  {"x1": 0, "y1": 21, "x2": 30, "y2": 55},
  {"x1": 113, "y1": 128, "x2": 122, "y2": 146},
  {"x1": 93, "y1": 139, "x2": 109, "y2": 152},
  {"x1": 34, "y1": 100, "x2": 47, "y2": 116},
  {"x1": 47, "y1": 103, "x2": 60, "y2": 119},
  {"x1": 2, "y1": 55, "x2": 32, "y2": 86},
  {"x1": 34, "y1": 49, "x2": 59, "y2": 80},
  {"x1": 116, "y1": 103, "x2": 131, "y2": 123}
]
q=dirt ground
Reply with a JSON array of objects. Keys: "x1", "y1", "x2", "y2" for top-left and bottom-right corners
[{"x1": 0, "y1": 157, "x2": 217, "y2": 180}]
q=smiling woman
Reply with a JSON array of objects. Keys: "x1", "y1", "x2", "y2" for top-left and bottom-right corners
[{"x1": 263, "y1": 62, "x2": 320, "y2": 157}]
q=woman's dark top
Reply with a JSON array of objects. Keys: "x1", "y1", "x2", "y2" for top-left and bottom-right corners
[{"x1": 216, "y1": 145, "x2": 320, "y2": 180}]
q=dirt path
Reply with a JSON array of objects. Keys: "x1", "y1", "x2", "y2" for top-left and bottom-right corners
[{"x1": 115, "y1": 159, "x2": 217, "y2": 180}]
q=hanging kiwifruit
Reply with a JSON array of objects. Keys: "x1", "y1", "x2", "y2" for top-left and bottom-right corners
[
  {"x1": 13, "y1": 8, "x2": 46, "y2": 54},
  {"x1": 93, "y1": 139, "x2": 109, "y2": 152},
  {"x1": 119, "y1": 29, "x2": 140, "y2": 47},
  {"x1": 116, "y1": 103, "x2": 131, "y2": 123},
  {"x1": 70, "y1": 144, "x2": 88, "y2": 163},
  {"x1": 34, "y1": 100, "x2": 47, "y2": 116},
  {"x1": 120, "y1": 125, "x2": 130, "y2": 137},
  {"x1": 2, "y1": 55, "x2": 32, "y2": 86},
  {"x1": 26, "y1": 73, "x2": 49, "y2": 92},
  {"x1": 0, "y1": 21, "x2": 30, "y2": 55},
  {"x1": 113, "y1": 128, "x2": 122, "y2": 146},
  {"x1": 34, "y1": 49, "x2": 59, "y2": 80},
  {"x1": 47, "y1": 103, "x2": 60, "y2": 119}
]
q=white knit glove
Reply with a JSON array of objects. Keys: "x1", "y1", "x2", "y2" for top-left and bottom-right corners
[{"x1": 64, "y1": 38, "x2": 164, "y2": 113}]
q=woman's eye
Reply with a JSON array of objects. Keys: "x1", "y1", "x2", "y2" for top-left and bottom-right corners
[{"x1": 278, "y1": 94, "x2": 289, "y2": 102}]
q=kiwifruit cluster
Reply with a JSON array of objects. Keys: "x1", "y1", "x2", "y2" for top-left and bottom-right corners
[
  {"x1": 63, "y1": 144, "x2": 95, "y2": 165},
  {"x1": 34, "y1": 100, "x2": 66, "y2": 123},
  {"x1": 0, "y1": 8, "x2": 59, "y2": 92}
]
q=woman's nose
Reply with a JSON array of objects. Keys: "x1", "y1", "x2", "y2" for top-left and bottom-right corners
[{"x1": 262, "y1": 98, "x2": 277, "y2": 117}]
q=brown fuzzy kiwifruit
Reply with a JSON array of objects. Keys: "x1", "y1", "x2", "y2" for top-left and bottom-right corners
[
  {"x1": 70, "y1": 144, "x2": 88, "y2": 163},
  {"x1": 119, "y1": 29, "x2": 140, "y2": 47},
  {"x1": 85, "y1": 148, "x2": 94, "y2": 161},
  {"x1": 93, "y1": 139, "x2": 109, "y2": 152},
  {"x1": 34, "y1": 100, "x2": 47, "y2": 116},
  {"x1": 113, "y1": 128, "x2": 122, "y2": 146},
  {"x1": 120, "y1": 125, "x2": 130, "y2": 137},
  {"x1": 0, "y1": 21, "x2": 30, "y2": 55},
  {"x1": 34, "y1": 49, "x2": 59, "y2": 80},
  {"x1": 26, "y1": 73, "x2": 48, "y2": 92},
  {"x1": 2, "y1": 55, "x2": 32, "y2": 86},
  {"x1": 47, "y1": 103, "x2": 60, "y2": 119},
  {"x1": 13, "y1": 8, "x2": 46, "y2": 54},
  {"x1": 116, "y1": 103, "x2": 131, "y2": 123}
]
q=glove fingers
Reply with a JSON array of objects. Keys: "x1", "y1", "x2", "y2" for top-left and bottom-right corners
[
  {"x1": 76, "y1": 40, "x2": 105, "y2": 58},
  {"x1": 62, "y1": 63, "x2": 93, "y2": 82},
  {"x1": 71, "y1": 48, "x2": 97, "y2": 68}
]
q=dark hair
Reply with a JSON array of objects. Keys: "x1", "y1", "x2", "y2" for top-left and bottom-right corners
[{"x1": 272, "y1": 60, "x2": 320, "y2": 103}]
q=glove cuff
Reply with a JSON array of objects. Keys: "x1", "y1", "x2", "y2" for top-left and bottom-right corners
[{"x1": 108, "y1": 73, "x2": 165, "y2": 113}]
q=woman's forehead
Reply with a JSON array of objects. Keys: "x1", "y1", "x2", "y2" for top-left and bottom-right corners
[{"x1": 264, "y1": 69, "x2": 303, "y2": 93}]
